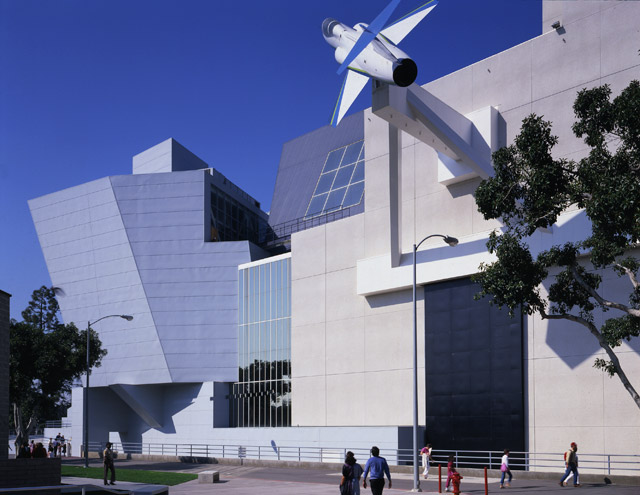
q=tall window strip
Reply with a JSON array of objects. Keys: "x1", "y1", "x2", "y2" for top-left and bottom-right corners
[
  {"x1": 304, "y1": 140, "x2": 365, "y2": 219},
  {"x1": 233, "y1": 257, "x2": 291, "y2": 427}
]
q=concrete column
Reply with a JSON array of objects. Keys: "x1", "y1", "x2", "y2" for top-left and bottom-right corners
[{"x1": 388, "y1": 124, "x2": 403, "y2": 267}]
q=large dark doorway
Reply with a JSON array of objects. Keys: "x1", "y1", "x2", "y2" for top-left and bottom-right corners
[{"x1": 424, "y1": 278, "x2": 524, "y2": 453}]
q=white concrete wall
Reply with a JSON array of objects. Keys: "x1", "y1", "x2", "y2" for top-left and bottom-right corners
[
  {"x1": 58, "y1": 383, "x2": 413, "y2": 458},
  {"x1": 290, "y1": 0, "x2": 640, "y2": 457}
]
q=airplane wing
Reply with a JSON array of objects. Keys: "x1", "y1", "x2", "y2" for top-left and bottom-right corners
[
  {"x1": 337, "y1": 0, "x2": 402, "y2": 75},
  {"x1": 330, "y1": 70, "x2": 370, "y2": 127},
  {"x1": 380, "y1": 0, "x2": 438, "y2": 45}
]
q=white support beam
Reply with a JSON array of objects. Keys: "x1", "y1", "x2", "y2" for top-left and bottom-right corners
[{"x1": 371, "y1": 82, "x2": 495, "y2": 181}]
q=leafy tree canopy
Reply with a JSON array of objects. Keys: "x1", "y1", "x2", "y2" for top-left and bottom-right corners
[
  {"x1": 474, "y1": 81, "x2": 640, "y2": 409},
  {"x1": 10, "y1": 286, "x2": 107, "y2": 447}
]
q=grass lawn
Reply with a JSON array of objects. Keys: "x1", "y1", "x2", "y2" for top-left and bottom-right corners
[{"x1": 61, "y1": 465, "x2": 198, "y2": 486}]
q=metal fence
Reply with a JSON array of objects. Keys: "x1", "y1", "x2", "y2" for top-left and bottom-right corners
[
  {"x1": 44, "y1": 420, "x2": 72, "y2": 429},
  {"x1": 259, "y1": 206, "x2": 356, "y2": 248},
  {"x1": 85, "y1": 441, "x2": 640, "y2": 476}
]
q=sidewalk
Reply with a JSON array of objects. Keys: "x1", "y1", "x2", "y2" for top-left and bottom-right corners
[{"x1": 61, "y1": 460, "x2": 640, "y2": 495}]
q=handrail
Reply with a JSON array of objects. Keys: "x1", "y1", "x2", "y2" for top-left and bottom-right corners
[
  {"x1": 81, "y1": 441, "x2": 640, "y2": 475},
  {"x1": 260, "y1": 205, "x2": 359, "y2": 247}
]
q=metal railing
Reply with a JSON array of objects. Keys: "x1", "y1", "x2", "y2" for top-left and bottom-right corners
[
  {"x1": 260, "y1": 206, "x2": 358, "y2": 248},
  {"x1": 83, "y1": 441, "x2": 640, "y2": 476},
  {"x1": 44, "y1": 420, "x2": 72, "y2": 429}
]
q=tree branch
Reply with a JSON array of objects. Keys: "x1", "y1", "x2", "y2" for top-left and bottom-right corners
[
  {"x1": 541, "y1": 309, "x2": 640, "y2": 408},
  {"x1": 570, "y1": 265, "x2": 640, "y2": 317},
  {"x1": 614, "y1": 263, "x2": 640, "y2": 290}
]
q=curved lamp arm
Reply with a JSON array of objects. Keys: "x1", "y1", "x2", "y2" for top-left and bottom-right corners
[
  {"x1": 89, "y1": 314, "x2": 134, "y2": 327},
  {"x1": 415, "y1": 234, "x2": 458, "y2": 251}
]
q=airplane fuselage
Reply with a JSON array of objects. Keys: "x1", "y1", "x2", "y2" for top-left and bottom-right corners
[{"x1": 322, "y1": 18, "x2": 417, "y2": 87}]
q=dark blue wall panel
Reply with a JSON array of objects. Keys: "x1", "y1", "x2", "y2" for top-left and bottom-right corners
[{"x1": 424, "y1": 278, "x2": 524, "y2": 453}]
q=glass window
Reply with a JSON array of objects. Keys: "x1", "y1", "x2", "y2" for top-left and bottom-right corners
[
  {"x1": 314, "y1": 171, "x2": 337, "y2": 195},
  {"x1": 333, "y1": 164, "x2": 355, "y2": 189},
  {"x1": 342, "y1": 141, "x2": 363, "y2": 165},
  {"x1": 235, "y1": 258, "x2": 291, "y2": 427},
  {"x1": 305, "y1": 140, "x2": 365, "y2": 219},
  {"x1": 306, "y1": 193, "x2": 328, "y2": 217},
  {"x1": 323, "y1": 148, "x2": 345, "y2": 172},
  {"x1": 324, "y1": 187, "x2": 347, "y2": 211},
  {"x1": 343, "y1": 181, "x2": 365, "y2": 208},
  {"x1": 352, "y1": 161, "x2": 364, "y2": 183}
]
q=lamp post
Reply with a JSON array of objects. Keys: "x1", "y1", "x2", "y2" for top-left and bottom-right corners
[
  {"x1": 84, "y1": 314, "x2": 133, "y2": 468},
  {"x1": 412, "y1": 234, "x2": 458, "y2": 492}
]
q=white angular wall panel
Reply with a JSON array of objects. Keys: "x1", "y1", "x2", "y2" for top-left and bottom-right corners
[{"x1": 30, "y1": 166, "x2": 264, "y2": 386}]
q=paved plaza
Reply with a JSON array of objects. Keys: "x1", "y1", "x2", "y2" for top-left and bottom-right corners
[{"x1": 61, "y1": 459, "x2": 639, "y2": 495}]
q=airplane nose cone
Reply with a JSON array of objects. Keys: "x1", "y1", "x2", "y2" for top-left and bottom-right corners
[{"x1": 393, "y1": 59, "x2": 418, "y2": 87}]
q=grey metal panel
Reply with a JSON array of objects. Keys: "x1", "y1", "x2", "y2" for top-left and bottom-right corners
[
  {"x1": 155, "y1": 324, "x2": 238, "y2": 340},
  {"x1": 138, "y1": 267, "x2": 240, "y2": 283},
  {"x1": 150, "y1": 310, "x2": 237, "y2": 326},
  {"x1": 32, "y1": 148, "x2": 269, "y2": 388},
  {"x1": 29, "y1": 178, "x2": 172, "y2": 387},
  {"x1": 117, "y1": 196, "x2": 203, "y2": 214},
  {"x1": 269, "y1": 111, "x2": 364, "y2": 227},
  {"x1": 146, "y1": 295, "x2": 236, "y2": 312},
  {"x1": 126, "y1": 225, "x2": 203, "y2": 242},
  {"x1": 144, "y1": 281, "x2": 236, "y2": 297},
  {"x1": 112, "y1": 172, "x2": 259, "y2": 383},
  {"x1": 111, "y1": 182, "x2": 204, "y2": 201}
]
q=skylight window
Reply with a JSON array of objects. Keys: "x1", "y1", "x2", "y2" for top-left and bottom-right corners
[{"x1": 305, "y1": 140, "x2": 365, "y2": 219}]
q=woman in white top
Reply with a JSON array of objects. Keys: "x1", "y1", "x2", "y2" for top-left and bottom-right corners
[
  {"x1": 420, "y1": 444, "x2": 432, "y2": 479},
  {"x1": 500, "y1": 449, "x2": 513, "y2": 489}
]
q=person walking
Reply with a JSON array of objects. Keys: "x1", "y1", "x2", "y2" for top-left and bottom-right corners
[
  {"x1": 345, "y1": 451, "x2": 364, "y2": 495},
  {"x1": 444, "y1": 454, "x2": 455, "y2": 492},
  {"x1": 363, "y1": 446, "x2": 391, "y2": 495},
  {"x1": 103, "y1": 442, "x2": 116, "y2": 486},
  {"x1": 500, "y1": 449, "x2": 513, "y2": 489},
  {"x1": 420, "y1": 444, "x2": 432, "y2": 479},
  {"x1": 341, "y1": 453, "x2": 355, "y2": 495},
  {"x1": 560, "y1": 442, "x2": 580, "y2": 487}
]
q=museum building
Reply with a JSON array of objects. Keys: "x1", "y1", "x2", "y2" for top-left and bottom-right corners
[{"x1": 29, "y1": 0, "x2": 640, "y2": 463}]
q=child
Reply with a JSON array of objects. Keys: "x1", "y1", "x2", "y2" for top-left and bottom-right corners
[{"x1": 445, "y1": 454, "x2": 455, "y2": 492}]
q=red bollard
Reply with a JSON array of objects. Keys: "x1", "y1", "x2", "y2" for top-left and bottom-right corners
[
  {"x1": 452, "y1": 471, "x2": 463, "y2": 495},
  {"x1": 439, "y1": 463, "x2": 442, "y2": 493},
  {"x1": 484, "y1": 466, "x2": 488, "y2": 495}
]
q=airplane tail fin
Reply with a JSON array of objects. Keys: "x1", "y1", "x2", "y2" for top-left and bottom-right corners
[{"x1": 330, "y1": 70, "x2": 371, "y2": 127}]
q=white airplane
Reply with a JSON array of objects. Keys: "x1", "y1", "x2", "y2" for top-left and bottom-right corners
[{"x1": 323, "y1": 0, "x2": 438, "y2": 126}]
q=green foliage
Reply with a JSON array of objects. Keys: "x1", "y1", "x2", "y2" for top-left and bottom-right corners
[
  {"x1": 473, "y1": 232, "x2": 547, "y2": 316},
  {"x1": 474, "y1": 81, "x2": 640, "y2": 392},
  {"x1": 10, "y1": 286, "x2": 107, "y2": 429}
]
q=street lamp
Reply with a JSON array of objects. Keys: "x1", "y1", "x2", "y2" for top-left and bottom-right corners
[
  {"x1": 412, "y1": 234, "x2": 458, "y2": 492},
  {"x1": 83, "y1": 314, "x2": 133, "y2": 468}
]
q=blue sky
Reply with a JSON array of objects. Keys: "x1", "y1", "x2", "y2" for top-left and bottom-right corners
[{"x1": 0, "y1": 0, "x2": 541, "y2": 317}]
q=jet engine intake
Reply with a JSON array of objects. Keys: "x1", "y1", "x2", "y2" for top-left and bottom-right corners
[
  {"x1": 322, "y1": 18, "x2": 341, "y2": 38},
  {"x1": 392, "y1": 58, "x2": 417, "y2": 87}
]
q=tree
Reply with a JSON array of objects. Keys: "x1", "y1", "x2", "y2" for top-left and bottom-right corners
[
  {"x1": 474, "y1": 80, "x2": 640, "y2": 409},
  {"x1": 10, "y1": 286, "x2": 107, "y2": 450}
]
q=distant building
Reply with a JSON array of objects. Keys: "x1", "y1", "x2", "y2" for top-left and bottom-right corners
[
  {"x1": 30, "y1": 0, "x2": 640, "y2": 463},
  {"x1": 0, "y1": 290, "x2": 10, "y2": 461}
]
